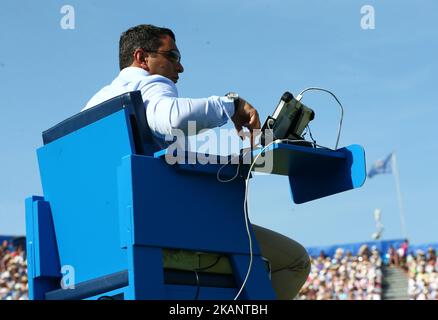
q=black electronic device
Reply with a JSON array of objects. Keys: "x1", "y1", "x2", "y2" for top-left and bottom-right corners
[{"x1": 260, "y1": 92, "x2": 315, "y2": 147}]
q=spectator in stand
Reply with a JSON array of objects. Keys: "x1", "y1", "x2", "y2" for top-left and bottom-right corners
[
  {"x1": 358, "y1": 244, "x2": 370, "y2": 259},
  {"x1": 2, "y1": 240, "x2": 11, "y2": 251},
  {"x1": 427, "y1": 247, "x2": 436, "y2": 265},
  {"x1": 398, "y1": 239, "x2": 409, "y2": 269},
  {"x1": 370, "y1": 246, "x2": 382, "y2": 268},
  {"x1": 318, "y1": 250, "x2": 326, "y2": 260},
  {"x1": 388, "y1": 245, "x2": 400, "y2": 267}
]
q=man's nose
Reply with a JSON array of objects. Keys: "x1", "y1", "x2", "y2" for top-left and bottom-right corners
[{"x1": 176, "y1": 61, "x2": 184, "y2": 73}]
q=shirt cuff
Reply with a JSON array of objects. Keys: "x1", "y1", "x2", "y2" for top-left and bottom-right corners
[{"x1": 220, "y1": 96, "x2": 236, "y2": 119}]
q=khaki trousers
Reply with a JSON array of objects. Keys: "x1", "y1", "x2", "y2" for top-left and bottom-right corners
[{"x1": 252, "y1": 224, "x2": 311, "y2": 300}]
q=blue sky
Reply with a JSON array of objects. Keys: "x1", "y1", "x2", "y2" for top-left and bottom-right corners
[{"x1": 0, "y1": 0, "x2": 437, "y2": 247}]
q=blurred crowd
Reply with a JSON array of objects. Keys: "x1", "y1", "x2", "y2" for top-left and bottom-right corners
[
  {"x1": 386, "y1": 239, "x2": 438, "y2": 300},
  {"x1": 406, "y1": 247, "x2": 437, "y2": 300},
  {"x1": 297, "y1": 245, "x2": 383, "y2": 300},
  {"x1": 0, "y1": 240, "x2": 28, "y2": 300},
  {"x1": 1, "y1": 235, "x2": 437, "y2": 300}
]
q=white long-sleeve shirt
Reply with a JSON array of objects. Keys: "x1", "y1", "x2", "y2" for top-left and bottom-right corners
[{"x1": 82, "y1": 67, "x2": 235, "y2": 147}]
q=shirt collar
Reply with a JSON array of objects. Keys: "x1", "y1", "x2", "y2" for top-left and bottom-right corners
[{"x1": 119, "y1": 66, "x2": 150, "y2": 77}]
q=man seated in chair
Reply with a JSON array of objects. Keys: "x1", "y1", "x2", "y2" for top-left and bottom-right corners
[{"x1": 82, "y1": 24, "x2": 310, "y2": 299}]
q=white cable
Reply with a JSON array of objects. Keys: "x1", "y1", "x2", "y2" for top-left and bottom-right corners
[
  {"x1": 216, "y1": 156, "x2": 241, "y2": 183},
  {"x1": 296, "y1": 87, "x2": 344, "y2": 150},
  {"x1": 216, "y1": 150, "x2": 252, "y2": 183},
  {"x1": 233, "y1": 138, "x2": 334, "y2": 300}
]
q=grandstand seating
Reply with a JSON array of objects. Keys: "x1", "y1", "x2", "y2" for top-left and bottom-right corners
[
  {"x1": 0, "y1": 238, "x2": 28, "y2": 300},
  {"x1": 297, "y1": 245, "x2": 383, "y2": 300},
  {"x1": 1, "y1": 237, "x2": 436, "y2": 300}
]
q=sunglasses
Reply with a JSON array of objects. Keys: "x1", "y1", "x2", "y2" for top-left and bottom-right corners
[{"x1": 145, "y1": 49, "x2": 181, "y2": 64}]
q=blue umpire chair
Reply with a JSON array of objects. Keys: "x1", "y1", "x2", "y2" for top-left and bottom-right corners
[{"x1": 25, "y1": 91, "x2": 366, "y2": 300}]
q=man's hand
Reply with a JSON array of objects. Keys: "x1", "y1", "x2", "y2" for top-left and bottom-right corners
[{"x1": 231, "y1": 98, "x2": 261, "y2": 147}]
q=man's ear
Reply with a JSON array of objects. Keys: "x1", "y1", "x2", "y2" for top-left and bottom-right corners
[{"x1": 133, "y1": 48, "x2": 150, "y2": 71}]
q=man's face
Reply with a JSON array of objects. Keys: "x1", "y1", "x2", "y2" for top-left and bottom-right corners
[{"x1": 146, "y1": 35, "x2": 184, "y2": 83}]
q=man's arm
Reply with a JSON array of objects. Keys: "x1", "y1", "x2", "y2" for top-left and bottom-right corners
[
  {"x1": 141, "y1": 76, "x2": 260, "y2": 145},
  {"x1": 141, "y1": 77, "x2": 234, "y2": 137}
]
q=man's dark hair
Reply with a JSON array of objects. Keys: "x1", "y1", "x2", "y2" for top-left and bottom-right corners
[{"x1": 119, "y1": 24, "x2": 175, "y2": 70}]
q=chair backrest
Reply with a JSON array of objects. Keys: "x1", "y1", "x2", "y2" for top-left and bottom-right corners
[
  {"x1": 37, "y1": 91, "x2": 157, "y2": 283},
  {"x1": 42, "y1": 91, "x2": 158, "y2": 155}
]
